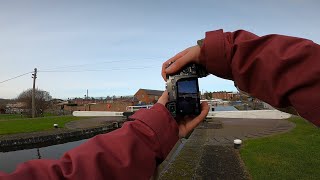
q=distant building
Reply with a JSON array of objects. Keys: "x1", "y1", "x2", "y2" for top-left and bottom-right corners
[
  {"x1": 60, "y1": 97, "x2": 135, "y2": 112},
  {"x1": 134, "y1": 89, "x2": 164, "y2": 105},
  {"x1": 6, "y1": 102, "x2": 26, "y2": 114},
  {"x1": 212, "y1": 91, "x2": 240, "y2": 101}
]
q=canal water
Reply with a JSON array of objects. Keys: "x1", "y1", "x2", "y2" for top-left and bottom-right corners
[
  {"x1": 214, "y1": 105, "x2": 238, "y2": 111},
  {"x1": 0, "y1": 105, "x2": 237, "y2": 174},
  {"x1": 0, "y1": 139, "x2": 88, "y2": 173}
]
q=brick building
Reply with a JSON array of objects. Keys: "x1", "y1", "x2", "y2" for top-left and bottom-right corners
[
  {"x1": 63, "y1": 101, "x2": 133, "y2": 112},
  {"x1": 212, "y1": 91, "x2": 240, "y2": 100},
  {"x1": 134, "y1": 89, "x2": 164, "y2": 105}
]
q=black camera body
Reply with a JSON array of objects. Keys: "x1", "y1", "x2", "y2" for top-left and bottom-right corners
[{"x1": 166, "y1": 63, "x2": 208, "y2": 118}]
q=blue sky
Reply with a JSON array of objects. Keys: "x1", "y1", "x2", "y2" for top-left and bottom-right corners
[{"x1": 0, "y1": 0, "x2": 319, "y2": 99}]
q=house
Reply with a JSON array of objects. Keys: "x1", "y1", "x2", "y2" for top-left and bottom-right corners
[
  {"x1": 212, "y1": 91, "x2": 240, "y2": 101},
  {"x1": 134, "y1": 89, "x2": 164, "y2": 105},
  {"x1": 5, "y1": 102, "x2": 26, "y2": 114}
]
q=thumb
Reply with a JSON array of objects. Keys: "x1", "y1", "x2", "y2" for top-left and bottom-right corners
[
  {"x1": 157, "y1": 90, "x2": 168, "y2": 106},
  {"x1": 185, "y1": 102, "x2": 209, "y2": 130}
]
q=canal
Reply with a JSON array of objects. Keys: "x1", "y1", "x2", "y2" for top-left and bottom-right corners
[
  {"x1": 215, "y1": 105, "x2": 238, "y2": 111},
  {"x1": 0, "y1": 105, "x2": 238, "y2": 173},
  {"x1": 0, "y1": 139, "x2": 88, "y2": 173}
]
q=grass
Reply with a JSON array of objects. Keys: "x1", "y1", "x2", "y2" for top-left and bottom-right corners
[
  {"x1": 0, "y1": 114, "x2": 23, "y2": 120},
  {"x1": 0, "y1": 114, "x2": 84, "y2": 135},
  {"x1": 240, "y1": 116, "x2": 320, "y2": 180}
]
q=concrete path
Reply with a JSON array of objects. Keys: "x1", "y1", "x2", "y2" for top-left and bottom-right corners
[
  {"x1": 65, "y1": 117, "x2": 123, "y2": 129},
  {"x1": 160, "y1": 117, "x2": 295, "y2": 179},
  {"x1": 198, "y1": 118, "x2": 295, "y2": 145},
  {"x1": 208, "y1": 110, "x2": 291, "y2": 119}
]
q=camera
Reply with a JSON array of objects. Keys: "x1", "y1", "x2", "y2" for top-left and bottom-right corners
[{"x1": 165, "y1": 63, "x2": 208, "y2": 118}]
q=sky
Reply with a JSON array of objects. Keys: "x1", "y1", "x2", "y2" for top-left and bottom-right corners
[{"x1": 0, "y1": 0, "x2": 319, "y2": 99}]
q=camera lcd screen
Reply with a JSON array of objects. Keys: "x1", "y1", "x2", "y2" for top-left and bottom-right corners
[
  {"x1": 176, "y1": 78, "x2": 200, "y2": 115},
  {"x1": 177, "y1": 79, "x2": 198, "y2": 94}
]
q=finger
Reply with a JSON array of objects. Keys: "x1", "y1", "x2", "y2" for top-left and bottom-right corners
[
  {"x1": 165, "y1": 51, "x2": 195, "y2": 75},
  {"x1": 185, "y1": 102, "x2": 209, "y2": 131},
  {"x1": 161, "y1": 49, "x2": 189, "y2": 80},
  {"x1": 157, "y1": 90, "x2": 169, "y2": 106},
  {"x1": 161, "y1": 62, "x2": 169, "y2": 81}
]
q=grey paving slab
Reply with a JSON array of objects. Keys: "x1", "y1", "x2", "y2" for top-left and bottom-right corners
[{"x1": 160, "y1": 117, "x2": 295, "y2": 179}]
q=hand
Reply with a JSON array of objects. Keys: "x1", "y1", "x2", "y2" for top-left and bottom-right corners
[
  {"x1": 161, "y1": 45, "x2": 201, "y2": 81},
  {"x1": 157, "y1": 91, "x2": 210, "y2": 138}
]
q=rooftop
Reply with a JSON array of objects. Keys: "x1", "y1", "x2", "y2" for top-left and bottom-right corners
[{"x1": 139, "y1": 89, "x2": 164, "y2": 96}]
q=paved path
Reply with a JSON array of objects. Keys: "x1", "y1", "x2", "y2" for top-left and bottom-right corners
[
  {"x1": 160, "y1": 117, "x2": 295, "y2": 179},
  {"x1": 198, "y1": 118, "x2": 295, "y2": 145},
  {"x1": 65, "y1": 117, "x2": 124, "y2": 129},
  {"x1": 208, "y1": 110, "x2": 291, "y2": 119}
]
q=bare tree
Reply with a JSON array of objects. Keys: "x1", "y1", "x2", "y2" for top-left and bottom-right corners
[{"x1": 17, "y1": 88, "x2": 52, "y2": 117}]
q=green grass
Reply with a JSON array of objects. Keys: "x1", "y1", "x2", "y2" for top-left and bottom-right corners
[
  {"x1": 240, "y1": 116, "x2": 320, "y2": 180},
  {"x1": 0, "y1": 114, "x2": 23, "y2": 120},
  {"x1": 43, "y1": 112, "x2": 57, "y2": 117},
  {"x1": 0, "y1": 112, "x2": 57, "y2": 120},
  {"x1": 0, "y1": 115, "x2": 84, "y2": 135}
]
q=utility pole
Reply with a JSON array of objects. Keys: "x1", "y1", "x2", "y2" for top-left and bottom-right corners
[
  {"x1": 87, "y1": 89, "x2": 88, "y2": 99},
  {"x1": 32, "y1": 68, "x2": 37, "y2": 118}
]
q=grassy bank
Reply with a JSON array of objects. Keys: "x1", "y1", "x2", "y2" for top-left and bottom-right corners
[
  {"x1": 240, "y1": 117, "x2": 320, "y2": 179},
  {"x1": 0, "y1": 114, "x2": 23, "y2": 120},
  {"x1": 0, "y1": 115, "x2": 84, "y2": 135}
]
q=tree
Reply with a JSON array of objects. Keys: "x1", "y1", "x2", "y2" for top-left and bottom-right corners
[
  {"x1": 0, "y1": 99, "x2": 8, "y2": 114},
  {"x1": 204, "y1": 91, "x2": 212, "y2": 99},
  {"x1": 0, "y1": 99, "x2": 9, "y2": 109},
  {"x1": 17, "y1": 88, "x2": 52, "y2": 117}
]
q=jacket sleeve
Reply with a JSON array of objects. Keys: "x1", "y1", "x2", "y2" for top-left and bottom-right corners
[
  {"x1": 199, "y1": 29, "x2": 320, "y2": 126},
  {"x1": 0, "y1": 103, "x2": 179, "y2": 180}
]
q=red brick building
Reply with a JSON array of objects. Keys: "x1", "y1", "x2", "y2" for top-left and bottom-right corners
[
  {"x1": 134, "y1": 89, "x2": 164, "y2": 105},
  {"x1": 212, "y1": 91, "x2": 240, "y2": 100},
  {"x1": 63, "y1": 101, "x2": 133, "y2": 112}
]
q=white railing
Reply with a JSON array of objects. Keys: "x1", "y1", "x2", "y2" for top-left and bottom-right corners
[{"x1": 73, "y1": 109, "x2": 291, "y2": 119}]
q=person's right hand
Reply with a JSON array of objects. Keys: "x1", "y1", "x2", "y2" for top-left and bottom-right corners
[
  {"x1": 157, "y1": 91, "x2": 209, "y2": 138},
  {"x1": 161, "y1": 45, "x2": 201, "y2": 81}
]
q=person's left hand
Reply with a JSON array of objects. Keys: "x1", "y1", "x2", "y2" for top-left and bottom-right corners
[{"x1": 157, "y1": 91, "x2": 209, "y2": 138}]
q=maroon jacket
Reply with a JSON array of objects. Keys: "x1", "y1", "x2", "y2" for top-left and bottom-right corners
[
  {"x1": 0, "y1": 30, "x2": 319, "y2": 179},
  {"x1": 199, "y1": 30, "x2": 320, "y2": 126}
]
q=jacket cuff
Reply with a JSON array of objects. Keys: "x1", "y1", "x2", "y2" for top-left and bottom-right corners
[
  {"x1": 130, "y1": 103, "x2": 179, "y2": 158},
  {"x1": 199, "y1": 29, "x2": 233, "y2": 79}
]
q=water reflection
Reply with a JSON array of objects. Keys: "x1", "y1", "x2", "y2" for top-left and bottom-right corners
[
  {"x1": 0, "y1": 139, "x2": 88, "y2": 173},
  {"x1": 215, "y1": 105, "x2": 238, "y2": 111}
]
